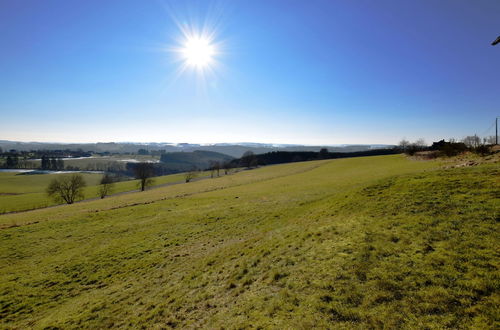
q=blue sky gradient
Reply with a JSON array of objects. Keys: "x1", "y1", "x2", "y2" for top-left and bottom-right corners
[{"x1": 1, "y1": 0, "x2": 499, "y2": 144}]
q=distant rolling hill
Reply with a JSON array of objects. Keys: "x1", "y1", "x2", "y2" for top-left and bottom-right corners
[
  {"x1": 159, "y1": 150, "x2": 233, "y2": 171},
  {"x1": 0, "y1": 140, "x2": 394, "y2": 158}
]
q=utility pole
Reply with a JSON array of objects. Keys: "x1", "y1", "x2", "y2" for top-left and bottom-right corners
[{"x1": 491, "y1": 38, "x2": 498, "y2": 143}]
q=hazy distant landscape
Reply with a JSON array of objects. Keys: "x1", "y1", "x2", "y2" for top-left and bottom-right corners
[
  {"x1": 0, "y1": 140, "x2": 400, "y2": 213},
  {"x1": 0, "y1": 0, "x2": 498, "y2": 329},
  {"x1": 0, "y1": 140, "x2": 392, "y2": 156}
]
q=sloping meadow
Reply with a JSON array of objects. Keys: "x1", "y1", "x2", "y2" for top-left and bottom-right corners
[{"x1": 0, "y1": 155, "x2": 498, "y2": 328}]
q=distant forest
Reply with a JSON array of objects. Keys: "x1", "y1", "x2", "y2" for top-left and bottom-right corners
[{"x1": 231, "y1": 148, "x2": 399, "y2": 167}]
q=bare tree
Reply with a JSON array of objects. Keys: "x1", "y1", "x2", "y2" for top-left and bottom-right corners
[
  {"x1": 241, "y1": 151, "x2": 257, "y2": 168},
  {"x1": 462, "y1": 135, "x2": 481, "y2": 148},
  {"x1": 403, "y1": 138, "x2": 427, "y2": 156},
  {"x1": 46, "y1": 174, "x2": 86, "y2": 204},
  {"x1": 222, "y1": 161, "x2": 233, "y2": 175},
  {"x1": 134, "y1": 162, "x2": 155, "y2": 191},
  {"x1": 485, "y1": 135, "x2": 496, "y2": 145},
  {"x1": 184, "y1": 168, "x2": 198, "y2": 183},
  {"x1": 213, "y1": 161, "x2": 221, "y2": 177},
  {"x1": 414, "y1": 138, "x2": 426, "y2": 148},
  {"x1": 398, "y1": 139, "x2": 410, "y2": 152},
  {"x1": 99, "y1": 173, "x2": 115, "y2": 199},
  {"x1": 208, "y1": 161, "x2": 222, "y2": 177},
  {"x1": 209, "y1": 160, "x2": 216, "y2": 178}
]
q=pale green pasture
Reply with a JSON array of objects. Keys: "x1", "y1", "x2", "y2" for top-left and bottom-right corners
[{"x1": 0, "y1": 170, "x2": 210, "y2": 213}]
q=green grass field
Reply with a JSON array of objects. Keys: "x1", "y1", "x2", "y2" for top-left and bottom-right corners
[
  {"x1": 0, "y1": 155, "x2": 498, "y2": 328},
  {"x1": 0, "y1": 171, "x2": 211, "y2": 213},
  {"x1": 0, "y1": 172, "x2": 103, "y2": 213}
]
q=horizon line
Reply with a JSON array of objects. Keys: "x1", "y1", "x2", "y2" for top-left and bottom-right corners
[{"x1": 0, "y1": 139, "x2": 396, "y2": 147}]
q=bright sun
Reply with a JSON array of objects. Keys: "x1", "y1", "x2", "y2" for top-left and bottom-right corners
[{"x1": 181, "y1": 36, "x2": 215, "y2": 68}]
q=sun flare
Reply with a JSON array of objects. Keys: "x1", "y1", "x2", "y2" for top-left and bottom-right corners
[{"x1": 181, "y1": 36, "x2": 215, "y2": 68}]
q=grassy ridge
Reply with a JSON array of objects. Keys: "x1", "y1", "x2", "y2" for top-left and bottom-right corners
[
  {"x1": 0, "y1": 155, "x2": 498, "y2": 328},
  {"x1": 0, "y1": 160, "x2": 325, "y2": 227}
]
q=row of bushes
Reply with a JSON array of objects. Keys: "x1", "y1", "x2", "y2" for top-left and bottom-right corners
[{"x1": 400, "y1": 139, "x2": 495, "y2": 157}]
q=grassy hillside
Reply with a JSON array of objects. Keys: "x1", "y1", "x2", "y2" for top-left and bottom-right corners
[
  {"x1": 0, "y1": 155, "x2": 498, "y2": 328},
  {"x1": 0, "y1": 171, "x2": 210, "y2": 213},
  {"x1": 0, "y1": 172, "x2": 103, "y2": 194},
  {"x1": 0, "y1": 172, "x2": 103, "y2": 213}
]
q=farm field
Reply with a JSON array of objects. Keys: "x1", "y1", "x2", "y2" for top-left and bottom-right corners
[
  {"x1": 0, "y1": 172, "x2": 103, "y2": 213},
  {"x1": 62, "y1": 154, "x2": 160, "y2": 170},
  {"x1": 0, "y1": 154, "x2": 161, "y2": 172},
  {"x1": 0, "y1": 171, "x2": 211, "y2": 214},
  {"x1": 0, "y1": 155, "x2": 498, "y2": 328}
]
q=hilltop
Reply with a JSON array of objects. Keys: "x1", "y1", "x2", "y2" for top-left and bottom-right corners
[{"x1": 0, "y1": 155, "x2": 498, "y2": 328}]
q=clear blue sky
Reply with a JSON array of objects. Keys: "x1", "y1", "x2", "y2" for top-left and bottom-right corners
[{"x1": 1, "y1": 0, "x2": 499, "y2": 145}]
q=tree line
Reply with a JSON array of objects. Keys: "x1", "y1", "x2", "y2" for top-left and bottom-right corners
[
  {"x1": 40, "y1": 155, "x2": 65, "y2": 170},
  {"x1": 399, "y1": 135, "x2": 496, "y2": 157},
  {"x1": 0, "y1": 149, "x2": 90, "y2": 169},
  {"x1": 229, "y1": 148, "x2": 399, "y2": 168},
  {"x1": 45, "y1": 163, "x2": 157, "y2": 205}
]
